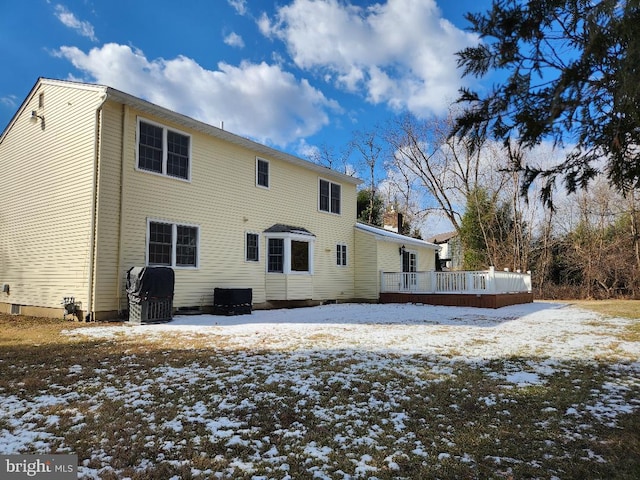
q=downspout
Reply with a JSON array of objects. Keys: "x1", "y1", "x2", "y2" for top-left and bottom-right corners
[
  {"x1": 86, "y1": 92, "x2": 108, "y2": 321},
  {"x1": 115, "y1": 103, "x2": 128, "y2": 315}
]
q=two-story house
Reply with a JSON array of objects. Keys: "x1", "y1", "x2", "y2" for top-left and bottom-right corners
[{"x1": 0, "y1": 78, "x2": 440, "y2": 320}]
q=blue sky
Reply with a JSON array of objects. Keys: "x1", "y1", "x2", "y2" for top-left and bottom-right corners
[{"x1": 1, "y1": 0, "x2": 493, "y2": 163}]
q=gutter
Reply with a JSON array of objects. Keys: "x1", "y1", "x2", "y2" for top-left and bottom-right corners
[
  {"x1": 115, "y1": 103, "x2": 128, "y2": 315},
  {"x1": 86, "y1": 91, "x2": 109, "y2": 321}
]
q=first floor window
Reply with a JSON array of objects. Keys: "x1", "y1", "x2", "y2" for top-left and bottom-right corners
[
  {"x1": 291, "y1": 240, "x2": 309, "y2": 272},
  {"x1": 265, "y1": 231, "x2": 314, "y2": 274},
  {"x1": 337, "y1": 244, "x2": 347, "y2": 266},
  {"x1": 246, "y1": 233, "x2": 259, "y2": 262},
  {"x1": 268, "y1": 238, "x2": 284, "y2": 272},
  {"x1": 149, "y1": 222, "x2": 173, "y2": 266},
  {"x1": 148, "y1": 220, "x2": 198, "y2": 268},
  {"x1": 176, "y1": 226, "x2": 198, "y2": 266}
]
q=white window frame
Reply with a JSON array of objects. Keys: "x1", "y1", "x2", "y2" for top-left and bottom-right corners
[
  {"x1": 136, "y1": 117, "x2": 192, "y2": 182},
  {"x1": 264, "y1": 232, "x2": 315, "y2": 275},
  {"x1": 146, "y1": 218, "x2": 199, "y2": 269},
  {"x1": 336, "y1": 243, "x2": 348, "y2": 266},
  {"x1": 318, "y1": 178, "x2": 341, "y2": 215},
  {"x1": 245, "y1": 231, "x2": 260, "y2": 262},
  {"x1": 256, "y1": 157, "x2": 270, "y2": 189},
  {"x1": 402, "y1": 249, "x2": 417, "y2": 289}
]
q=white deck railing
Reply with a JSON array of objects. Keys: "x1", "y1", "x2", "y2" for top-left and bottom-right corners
[{"x1": 380, "y1": 267, "x2": 532, "y2": 295}]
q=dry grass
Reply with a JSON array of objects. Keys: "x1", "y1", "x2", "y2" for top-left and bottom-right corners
[
  {"x1": 569, "y1": 299, "x2": 640, "y2": 320},
  {"x1": 1, "y1": 308, "x2": 639, "y2": 479},
  {"x1": 568, "y1": 300, "x2": 640, "y2": 342}
]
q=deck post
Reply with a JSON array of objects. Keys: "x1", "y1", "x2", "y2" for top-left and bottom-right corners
[
  {"x1": 488, "y1": 266, "x2": 496, "y2": 293},
  {"x1": 430, "y1": 270, "x2": 436, "y2": 293}
]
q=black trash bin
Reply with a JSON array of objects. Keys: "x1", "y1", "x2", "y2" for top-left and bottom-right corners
[
  {"x1": 126, "y1": 266, "x2": 175, "y2": 324},
  {"x1": 213, "y1": 288, "x2": 252, "y2": 315}
]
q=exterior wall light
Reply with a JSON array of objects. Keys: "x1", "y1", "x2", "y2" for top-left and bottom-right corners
[{"x1": 30, "y1": 110, "x2": 45, "y2": 128}]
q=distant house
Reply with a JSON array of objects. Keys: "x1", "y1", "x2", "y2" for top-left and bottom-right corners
[
  {"x1": 0, "y1": 78, "x2": 443, "y2": 320},
  {"x1": 427, "y1": 231, "x2": 463, "y2": 270}
]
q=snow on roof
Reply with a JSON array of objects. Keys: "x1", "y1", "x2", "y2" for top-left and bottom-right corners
[
  {"x1": 427, "y1": 231, "x2": 459, "y2": 244},
  {"x1": 356, "y1": 222, "x2": 439, "y2": 250}
]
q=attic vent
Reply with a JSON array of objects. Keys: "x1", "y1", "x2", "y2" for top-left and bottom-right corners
[
  {"x1": 38, "y1": 92, "x2": 44, "y2": 108},
  {"x1": 10, "y1": 304, "x2": 21, "y2": 315}
]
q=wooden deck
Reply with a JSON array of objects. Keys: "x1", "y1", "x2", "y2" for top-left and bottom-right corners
[
  {"x1": 379, "y1": 291, "x2": 533, "y2": 309},
  {"x1": 379, "y1": 268, "x2": 533, "y2": 308}
]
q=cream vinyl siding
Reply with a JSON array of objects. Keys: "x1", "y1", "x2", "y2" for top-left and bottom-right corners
[
  {"x1": 354, "y1": 225, "x2": 439, "y2": 300},
  {"x1": 0, "y1": 81, "x2": 105, "y2": 312},
  {"x1": 418, "y1": 245, "x2": 436, "y2": 271},
  {"x1": 354, "y1": 229, "x2": 379, "y2": 299},
  {"x1": 117, "y1": 109, "x2": 358, "y2": 308},
  {"x1": 92, "y1": 101, "x2": 125, "y2": 312},
  {"x1": 378, "y1": 241, "x2": 437, "y2": 273},
  {"x1": 1, "y1": 78, "x2": 360, "y2": 316}
]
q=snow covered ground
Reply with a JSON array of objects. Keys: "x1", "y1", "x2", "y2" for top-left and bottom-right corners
[
  {"x1": 1, "y1": 301, "x2": 639, "y2": 479},
  {"x1": 69, "y1": 301, "x2": 640, "y2": 361}
]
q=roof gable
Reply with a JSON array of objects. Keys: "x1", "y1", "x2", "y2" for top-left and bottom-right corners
[{"x1": 2, "y1": 77, "x2": 361, "y2": 186}]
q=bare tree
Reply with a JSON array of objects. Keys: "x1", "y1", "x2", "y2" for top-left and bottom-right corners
[
  {"x1": 307, "y1": 142, "x2": 353, "y2": 176},
  {"x1": 351, "y1": 130, "x2": 384, "y2": 224},
  {"x1": 385, "y1": 110, "x2": 512, "y2": 234}
]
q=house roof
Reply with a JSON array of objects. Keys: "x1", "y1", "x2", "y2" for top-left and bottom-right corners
[
  {"x1": 1, "y1": 78, "x2": 362, "y2": 186},
  {"x1": 264, "y1": 224, "x2": 315, "y2": 236},
  {"x1": 355, "y1": 223, "x2": 439, "y2": 250},
  {"x1": 426, "y1": 231, "x2": 459, "y2": 244}
]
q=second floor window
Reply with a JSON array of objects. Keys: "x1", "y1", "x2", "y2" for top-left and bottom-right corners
[
  {"x1": 138, "y1": 119, "x2": 191, "y2": 181},
  {"x1": 319, "y1": 179, "x2": 341, "y2": 214},
  {"x1": 256, "y1": 158, "x2": 269, "y2": 188}
]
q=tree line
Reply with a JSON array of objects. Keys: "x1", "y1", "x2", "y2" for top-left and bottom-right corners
[{"x1": 307, "y1": 0, "x2": 640, "y2": 299}]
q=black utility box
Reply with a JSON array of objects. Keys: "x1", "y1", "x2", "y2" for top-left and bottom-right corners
[
  {"x1": 213, "y1": 288, "x2": 252, "y2": 316},
  {"x1": 126, "y1": 266, "x2": 175, "y2": 324}
]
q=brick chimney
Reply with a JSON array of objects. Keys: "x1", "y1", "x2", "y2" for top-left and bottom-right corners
[{"x1": 383, "y1": 209, "x2": 403, "y2": 233}]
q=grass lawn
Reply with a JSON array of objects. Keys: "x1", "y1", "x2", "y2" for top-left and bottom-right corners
[{"x1": 0, "y1": 301, "x2": 639, "y2": 479}]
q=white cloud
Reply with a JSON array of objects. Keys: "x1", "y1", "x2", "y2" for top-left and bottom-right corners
[
  {"x1": 224, "y1": 32, "x2": 245, "y2": 48},
  {"x1": 295, "y1": 139, "x2": 320, "y2": 160},
  {"x1": 54, "y1": 4, "x2": 97, "y2": 42},
  {"x1": 262, "y1": 0, "x2": 478, "y2": 117},
  {"x1": 55, "y1": 43, "x2": 337, "y2": 146},
  {"x1": 0, "y1": 94, "x2": 18, "y2": 108},
  {"x1": 227, "y1": 0, "x2": 247, "y2": 15}
]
